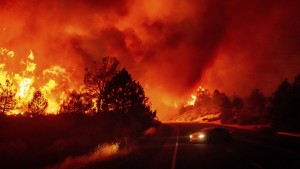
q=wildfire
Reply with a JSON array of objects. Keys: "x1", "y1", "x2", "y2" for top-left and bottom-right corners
[
  {"x1": 0, "y1": 47, "x2": 78, "y2": 115},
  {"x1": 185, "y1": 86, "x2": 207, "y2": 106},
  {"x1": 19, "y1": 78, "x2": 32, "y2": 98},
  {"x1": 186, "y1": 94, "x2": 196, "y2": 106}
]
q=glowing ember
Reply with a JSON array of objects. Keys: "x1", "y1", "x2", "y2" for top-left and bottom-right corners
[{"x1": 0, "y1": 47, "x2": 14, "y2": 58}]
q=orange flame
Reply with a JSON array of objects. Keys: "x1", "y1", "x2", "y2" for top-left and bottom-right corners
[
  {"x1": 0, "y1": 47, "x2": 79, "y2": 115},
  {"x1": 186, "y1": 94, "x2": 196, "y2": 106},
  {"x1": 185, "y1": 86, "x2": 207, "y2": 107}
]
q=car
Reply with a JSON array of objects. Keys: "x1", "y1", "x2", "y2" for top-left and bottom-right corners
[{"x1": 189, "y1": 127, "x2": 232, "y2": 143}]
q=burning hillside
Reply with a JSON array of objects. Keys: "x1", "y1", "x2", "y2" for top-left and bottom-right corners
[{"x1": 173, "y1": 86, "x2": 221, "y2": 122}]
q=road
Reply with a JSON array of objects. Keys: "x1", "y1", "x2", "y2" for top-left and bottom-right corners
[{"x1": 87, "y1": 123, "x2": 300, "y2": 169}]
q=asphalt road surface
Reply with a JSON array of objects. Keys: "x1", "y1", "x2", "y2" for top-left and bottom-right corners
[{"x1": 87, "y1": 123, "x2": 300, "y2": 169}]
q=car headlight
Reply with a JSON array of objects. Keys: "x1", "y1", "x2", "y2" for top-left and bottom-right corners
[
  {"x1": 198, "y1": 134, "x2": 205, "y2": 139},
  {"x1": 189, "y1": 134, "x2": 193, "y2": 139}
]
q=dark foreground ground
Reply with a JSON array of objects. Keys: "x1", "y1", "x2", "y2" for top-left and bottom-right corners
[
  {"x1": 86, "y1": 123, "x2": 300, "y2": 169},
  {"x1": 0, "y1": 115, "x2": 122, "y2": 169},
  {"x1": 1, "y1": 122, "x2": 300, "y2": 169}
]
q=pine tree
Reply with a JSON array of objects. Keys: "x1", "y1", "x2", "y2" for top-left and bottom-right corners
[
  {"x1": 0, "y1": 80, "x2": 17, "y2": 114},
  {"x1": 27, "y1": 91, "x2": 48, "y2": 117},
  {"x1": 102, "y1": 68, "x2": 156, "y2": 136},
  {"x1": 271, "y1": 76, "x2": 300, "y2": 131}
]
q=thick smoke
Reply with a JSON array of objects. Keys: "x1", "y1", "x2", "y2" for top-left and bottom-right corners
[
  {"x1": 201, "y1": 0, "x2": 300, "y2": 97},
  {"x1": 1, "y1": 0, "x2": 300, "y2": 120}
]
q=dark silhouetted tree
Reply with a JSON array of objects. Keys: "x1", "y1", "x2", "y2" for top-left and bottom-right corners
[
  {"x1": 232, "y1": 97, "x2": 244, "y2": 110},
  {"x1": 218, "y1": 93, "x2": 233, "y2": 124},
  {"x1": 84, "y1": 57, "x2": 119, "y2": 113},
  {"x1": 231, "y1": 96, "x2": 244, "y2": 123},
  {"x1": 271, "y1": 76, "x2": 300, "y2": 132},
  {"x1": 246, "y1": 89, "x2": 266, "y2": 114},
  {"x1": 102, "y1": 68, "x2": 156, "y2": 137},
  {"x1": 27, "y1": 91, "x2": 48, "y2": 117},
  {"x1": 59, "y1": 90, "x2": 94, "y2": 114},
  {"x1": 212, "y1": 89, "x2": 222, "y2": 105},
  {"x1": 236, "y1": 89, "x2": 270, "y2": 125},
  {"x1": 0, "y1": 80, "x2": 17, "y2": 114}
]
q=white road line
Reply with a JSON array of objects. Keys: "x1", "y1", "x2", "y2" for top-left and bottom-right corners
[{"x1": 171, "y1": 126, "x2": 179, "y2": 169}]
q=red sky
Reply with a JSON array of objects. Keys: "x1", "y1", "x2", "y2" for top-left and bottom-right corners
[{"x1": 1, "y1": 0, "x2": 300, "y2": 120}]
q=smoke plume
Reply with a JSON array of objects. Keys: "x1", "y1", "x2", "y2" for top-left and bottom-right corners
[{"x1": 1, "y1": 0, "x2": 300, "y2": 120}]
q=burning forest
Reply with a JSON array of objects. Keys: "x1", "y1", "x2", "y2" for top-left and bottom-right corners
[
  {"x1": 1, "y1": 0, "x2": 300, "y2": 120},
  {"x1": 0, "y1": 55, "x2": 158, "y2": 168},
  {"x1": 1, "y1": 0, "x2": 300, "y2": 168},
  {"x1": 0, "y1": 48, "x2": 77, "y2": 115}
]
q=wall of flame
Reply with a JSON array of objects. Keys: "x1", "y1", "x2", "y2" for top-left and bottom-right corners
[{"x1": 0, "y1": 48, "x2": 77, "y2": 114}]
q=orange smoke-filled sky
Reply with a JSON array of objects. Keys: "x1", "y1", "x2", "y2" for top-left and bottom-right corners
[{"x1": 1, "y1": 0, "x2": 300, "y2": 120}]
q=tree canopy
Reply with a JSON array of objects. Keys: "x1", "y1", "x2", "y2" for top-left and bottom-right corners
[
  {"x1": 102, "y1": 68, "x2": 157, "y2": 136},
  {"x1": 26, "y1": 90, "x2": 48, "y2": 117},
  {"x1": 271, "y1": 75, "x2": 300, "y2": 132},
  {"x1": 0, "y1": 80, "x2": 16, "y2": 114},
  {"x1": 84, "y1": 57, "x2": 119, "y2": 113}
]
